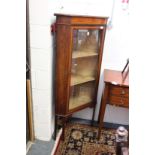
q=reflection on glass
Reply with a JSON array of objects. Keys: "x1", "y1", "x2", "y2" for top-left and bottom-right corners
[
  {"x1": 72, "y1": 30, "x2": 99, "y2": 58},
  {"x1": 69, "y1": 82, "x2": 95, "y2": 110},
  {"x1": 69, "y1": 29, "x2": 99, "y2": 110}
]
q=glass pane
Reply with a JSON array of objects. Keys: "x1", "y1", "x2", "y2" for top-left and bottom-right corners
[{"x1": 69, "y1": 29, "x2": 100, "y2": 110}]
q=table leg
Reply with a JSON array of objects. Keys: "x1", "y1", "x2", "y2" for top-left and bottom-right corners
[{"x1": 98, "y1": 83, "x2": 109, "y2": 139}]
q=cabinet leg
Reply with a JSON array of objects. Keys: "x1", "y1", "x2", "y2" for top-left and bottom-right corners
[
  {"x1": 98, "y1": 106, "x2": 101, "y2": 124},
  {"x1": 61, "y1": 116, "x2": 68, "y2": 141},
  {"x1": 53, "y1": 115, "x2": 57, "y2": 140},
  {"x1": 91, "y1": 106, "x2": 96, "y2": 126}
]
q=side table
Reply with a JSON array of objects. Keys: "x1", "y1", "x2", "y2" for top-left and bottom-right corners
[{"x1": 98, "y1": 69, "x2": 129, "y2": 139}]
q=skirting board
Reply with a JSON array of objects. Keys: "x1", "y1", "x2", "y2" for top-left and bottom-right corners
[
  {"x1": 26, "y1": 141, "x2": 34, "y2": 154},
  {"x1": 51, "y1": 128, "x2": 62, "y2": 155}
]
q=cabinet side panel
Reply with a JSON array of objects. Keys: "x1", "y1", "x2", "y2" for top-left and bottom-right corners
[
  {"x1": 56, "y1": 16, "x2": 71, "y2": 25},
  {"x1": 55, "y1": 25, "x2": 71, "y2": 115}
]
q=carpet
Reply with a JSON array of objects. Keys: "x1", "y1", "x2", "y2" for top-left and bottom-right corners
[{"x1": 55, "y1": 123, "x2": 116, "y2": 155}]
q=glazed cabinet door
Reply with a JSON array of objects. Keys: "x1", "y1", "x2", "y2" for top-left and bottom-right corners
[{"x1": 68, "y1": 27, "x2": 105, "y2": 111}]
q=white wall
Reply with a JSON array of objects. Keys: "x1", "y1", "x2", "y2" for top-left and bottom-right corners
[
  {"x1": 29, "y1": 0, "x2": 129, "y2": 141},
  {"x1": 29, "y1": 0, "x2": 54, "y2": 141}
]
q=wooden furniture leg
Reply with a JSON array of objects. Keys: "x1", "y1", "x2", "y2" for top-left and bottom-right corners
[
  {"x1": 61, "y1": 115, "x2": 71, "y2": 140},
  {"x1": 91, "y1": 106, "x2": 96, "y2": 126},
  {"x1": 98, "y1": 103, "x2": 102, "y2": 123},
  {"x1": 53, "y1": 115, "x2": 57, "y2": 140},
  {"x1": 61, "y1": 117, "x2": 66, "y2": 141},
  {"x1": 98, "y1": 83, "x2": 109, "y2": 139}
]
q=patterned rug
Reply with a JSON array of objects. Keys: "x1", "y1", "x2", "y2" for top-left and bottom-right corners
[{"x1": 55, "y1": 123, "x2": 116, "y2": 155}]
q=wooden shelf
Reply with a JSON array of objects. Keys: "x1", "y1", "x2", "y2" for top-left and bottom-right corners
[
  {"x1": 72, "y1": 51, "x2": 98, "y2": 59},
  {"x1": 69, "y1": 94, "x2": 92, "y2": 110},
  {"x1": 71, "y1": 74, "x2": 95, "y2": 86}
]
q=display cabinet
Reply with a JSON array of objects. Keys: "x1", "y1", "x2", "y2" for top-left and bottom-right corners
[{"x1": 54, "y1": 13, "x2": 108, "y2": 139}]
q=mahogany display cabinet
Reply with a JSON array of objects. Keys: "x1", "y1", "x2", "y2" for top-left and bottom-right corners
[{"x1": 54, "y1": 13, "x2": 108, "y2": 139}]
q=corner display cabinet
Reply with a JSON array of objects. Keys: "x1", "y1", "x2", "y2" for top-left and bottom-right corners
[{"x1": 54, "y1": 13, "x2": 108, "y2": 139}]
